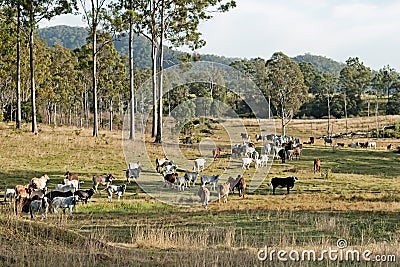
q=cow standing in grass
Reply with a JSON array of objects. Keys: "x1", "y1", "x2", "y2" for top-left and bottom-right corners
[
  {"x1": 269, "y1": 176, "x2": 298, "y2": 195},
  {"x1": 314, "y1": 159, "x2": 321, "y2": 173}
]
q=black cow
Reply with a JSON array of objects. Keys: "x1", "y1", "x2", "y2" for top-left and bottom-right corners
[
  {"x1": 75, "y1": 188, "x2": 95, "y2": 204},
  {"x1": 44, "y1": 190, "x2": 74, "y2": 201},
  {"x1": 278, "y1": 148, "x2": 286, "y2": 163},
  {"x1": 270, "y1": 176, "x2": 298, "y2": 195}
]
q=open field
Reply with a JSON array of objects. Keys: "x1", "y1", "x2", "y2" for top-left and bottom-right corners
[{"x1": 0, "y1": 116, "x2": 399, "y2": 266}]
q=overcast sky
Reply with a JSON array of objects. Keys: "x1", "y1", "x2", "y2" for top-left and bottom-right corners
[{"x1": 39, "y1": 0, "x2": 400, "y2": 71}]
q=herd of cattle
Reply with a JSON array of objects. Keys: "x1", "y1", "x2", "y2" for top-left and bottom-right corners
[
  {"x1": 3, "y1": 172, "x2": 127, "y2": 219},
  {"x1": 3, "y1": 132, "x2": 389, "y2": 214},
  {"x1": 124, "y1": 133, "x2": 306, "y2": 207}
]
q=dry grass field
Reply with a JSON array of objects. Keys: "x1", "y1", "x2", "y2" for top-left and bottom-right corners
[{"x1": 0, "y1": 116, "x2": 399, "y2": 266}]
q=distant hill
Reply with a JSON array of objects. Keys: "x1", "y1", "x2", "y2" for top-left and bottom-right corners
[
  {"x1": 38, "y1": 25, "x2": 237, "y2": 69},
  {"x1": 39, "y1": 26, "x2": 88, "y2": 50},
  {"x1": 292, "y1": 53, "x2": 345, "y2": 74},
  {"x1": 39, "y1": 26, "x2": 345, "y2": 73}
]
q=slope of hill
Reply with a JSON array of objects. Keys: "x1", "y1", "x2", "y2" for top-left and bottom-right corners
[
  {"x1": 39, "y1": 26, "x2": 345, "y2": 73},
  {"x1": 38, "y1": 25, "x2": 237, "y2": 69},
  {"x1": 292, "y1": 53, "x2": 345, "y2": 74}
]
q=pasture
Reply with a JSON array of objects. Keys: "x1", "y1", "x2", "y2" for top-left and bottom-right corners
[{"x1": 0, "y1": 116, "x2": 399, "y2": 266}]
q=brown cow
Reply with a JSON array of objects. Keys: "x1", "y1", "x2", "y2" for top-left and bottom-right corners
[
  {"x1": 314, "y1": 158, "x2": 321, "y2": 173},
  {"x1": 212, "y1": 147, "x2": 222, "y2": 159},
  {"x1": 163, "y1": 172, "x2": 178, "y2": 188},
  {"x1": 65, "y1": 171, "x2": 79, "y2": 181},
  {"x1": 228, "y1": 175, "x2": 246, "y2": 198},
  {"x1": 29, "y1": 174, "x2": 49, "y2": 190},
  {"x1": 289, "y1": 147, "x2": 302, "y2": 160},
  {"x1": 14, "y1": 184, "x2": 31, "y2": 215},
  {"x1": 92, "y1": 174, "x2": 114, "y2": 192}
]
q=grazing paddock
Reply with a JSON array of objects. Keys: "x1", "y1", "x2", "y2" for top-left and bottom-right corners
[{"x1": 0, "y1": 118, "x2": 399, "y2": 266}]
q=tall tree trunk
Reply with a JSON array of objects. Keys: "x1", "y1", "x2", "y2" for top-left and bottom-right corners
[
  {"x1": 53, "y1": 103, "x2": 57, "y2": 127},
  {"x1": 92, "y1": 21, "x2": 99, "y2": 137},
  {"x1": 109, "y1": 98, "x2": 113, "y2": 131},
  {"x1": 151, "y1": 44, "x2": 157, "y2": 137},
  {"x1": 281, "y1": 105, "x2": 285, "y2": 137},
  {"x1": 155, "y1": 0, "x2": 165, "y2": 144},
  {"x1": 16, "y1": 4, "x2": 21, "y2": 130},
  {"x1": 128, "y1": 4, "x2": 135, "y2": 140},
  {"x1": 29, "y1": 17, "x2": 38, "y2": 135}
]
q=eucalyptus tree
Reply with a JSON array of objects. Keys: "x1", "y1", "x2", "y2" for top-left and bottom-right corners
[
  {"x1": 73, "y1": 44, "x2": 93, "y2": 128},
  {"x1": 18, "y1": 0, "x2": 77, "y2": 134},
  {"x1": 96, "y1": 33, "x2": 127, "y2": 131},
  {"x1": 110, "y1": 0, "x2": 137, "y2": 139},
  {"x1": 47, "y1": 43, "x2": 79, "y2": 126},
  {"x1": 339, "y1": 57, "x2": 372, "y2": 132},
  {"x1": 79, "y1": 0, "x2": 124, "y2": 136},
  {"x1": 133, "y1": 0, "x2": 236, "y2": 143},
  {"x1": 0, "y1": 8, "x2": 16, "y2": 121},
  {"x1": 265, "y1": 52, "x2": 308, "y2": 137},
  {"x1": 0, "y1": 2, "x2": 22, "y2": 127},
  {"x1": 373, "y1": 65, "x2": 400, "y2": 114}
]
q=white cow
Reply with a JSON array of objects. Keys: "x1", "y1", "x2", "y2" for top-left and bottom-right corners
[
  {"x1": 368, "y1": 141, "x2": 377, "y2": 149},
  {"x1": 259, "y1": 154, "x2": 269, "y2": 167},
  {"x1": 193, "y1": 158, "x2": 206, "y2": 172},
  {"x1": 63, "y1": 179, "x2": 79, "y2": 191},
  {"x1": 3, "y1": 188, "x2": 15, "y2": 203},
  {"x1": 242, "y1": 158, "x2": 253, "y2": 169}
]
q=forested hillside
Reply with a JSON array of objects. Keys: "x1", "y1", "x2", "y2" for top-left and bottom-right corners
[
  {"x1": 39, "y1": 25, "x2": 237, "y2": 69},
  {"x1": 292, "y1": 53, "x2": 345, "y2": 74},
  {"x1": 39, "y1": 26, "x2": 339, "y2": 72}
]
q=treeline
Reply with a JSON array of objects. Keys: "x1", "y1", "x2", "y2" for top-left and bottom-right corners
[{"x1": 0, "y1": 2, "x2": 399, "y2": 139}]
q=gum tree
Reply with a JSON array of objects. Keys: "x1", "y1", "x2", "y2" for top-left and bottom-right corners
[{"x1": 265, "y1": 52, "x2": 308, "y2": 137}]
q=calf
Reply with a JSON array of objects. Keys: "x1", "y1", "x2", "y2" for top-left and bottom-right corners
[
  {"x1": 30, "y1": 197, "x2": 49, "y2": 219},
  {"x1": 3, "y1": 188, "x2": 16, "y2": 203},
  {"x1": 14, "y1": 184, "x2": 31, "y2": 215},
  {"x1": 52, "y1": 195, "x2": 79, "y2": 215},
  {"x1": 367, "y1": 141, "x2": 377, "y2": 149},
  {"x1": 44, "y1": 190, "x2": 74, "y2": 201},
  {"x1": 184, "y1": 171, "x2": 199, "y2": 187},
  {"x1": 193, "y1": 158, "x2": 206, "y2": 172},
  {"x1": 289, "y1": 147, "x2": 302, "y2": 160},
  {"x1": 227, "y1": 175, "x2": 246, "y2": 198},
  {"x1": 314, "y1": 158, "x2": 321, "y2": 173},
  {"x1": 213, "y1": 147, "x2": 222, "y2": 159},
  {"x1": 176, "y1": 176, "x2": 186, "y2": 191},
  {"x1": 104, "y1": 184, "x2": 126, "y2": 202},
  {"x1": 200, "y1": 175, "x2": 220, "y2": 191},
  {"x1": 163, "y1": 172, "x2": 178, "y2": 188},
  {"x1": 126, "y1": 164, "x2": 142, "y2": 183},
  {"x1": 336, "y1": 143, "x2": 345, "y2": 147},
  {"x1": 217, "y1": 182, "x2": 230, "y2": 203},
  {"x1": 270, "y1": 176, "x2": 298, "y2": 195},
  {"x1": 105, "y1": 184, "x2": 126, "y2": 202},
  {"x1": 75, "y1": 188, "x2": 95, "y2": 204},
  {"x1": 242, "y1": 157, "x2": 253, "y2": 169},
  {"x1": 198, "y1": 186, "x2": 210, "y2": 208},
  {"x1": 92, "y1": 174, "x2": 114, "y2": 192}
]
